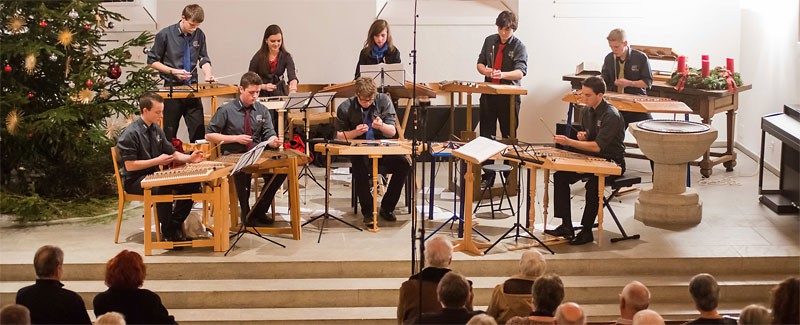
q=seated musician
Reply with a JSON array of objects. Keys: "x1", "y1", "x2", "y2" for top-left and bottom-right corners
[
  {"x1": 206, "y1": 72, "x2": 284, "y2": 226},
  {"x1": 545, "y1": 76, "x2": 626, "y2": 245},
  {"x1": 117, "y1": 93, "x2": 205, "y2": 242},
  {"x1": 336, "y1": 77, "x2": 409, "y2": 226}
]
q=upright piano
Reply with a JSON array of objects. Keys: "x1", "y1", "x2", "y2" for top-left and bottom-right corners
[{"x1": 760, "y1": 104, "x2": 800, "y2": 214}]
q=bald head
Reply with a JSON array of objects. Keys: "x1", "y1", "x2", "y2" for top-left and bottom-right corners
[
  {"x1": 632, "y1": 309, "x2": 664, "y2": 325},
  {"x1": 425, "y1": 236, "x2": 453, "y2": 268},
  {"x1": 519, "y1": 250, "x2": 547, "y2": 277},
  {"x1": 555, "y1": 302, "x2": 586, "y2": 325},
  {"x1": 621, "y1": 281, "x2": 651, "y2": 316}
]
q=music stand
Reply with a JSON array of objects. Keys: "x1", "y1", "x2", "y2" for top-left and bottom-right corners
[
  {"x1": 301, "y1": 140, "x2": 363, "y2": 243},
  {"x1": 484, "y1": 143, "x2": 554, "y2": 255},
  {"x1": 284, "y1": 92, "x2": 335, "y2": 192},
  {"x1": 360, "y1": 63, "x2": 405, "y2": 93},
  {"x1": 225, "y1": 141, "x2": 286, "y2": 255}
]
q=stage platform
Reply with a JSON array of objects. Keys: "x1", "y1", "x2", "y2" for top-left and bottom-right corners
[{"x1": 0, "y1": 149, "x2": 797, "y2": 324}]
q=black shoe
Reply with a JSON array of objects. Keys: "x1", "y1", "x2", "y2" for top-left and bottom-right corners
[
  {"x1": 379, "y1": 207, "x2": 397, "y2": 222},
  {"x1": 544, "y1": 224, "x2": 574, "y2": 238},
  {"x1": 245, "y1": 214, "x2": 274, "y2": 227},
  {"x1": 569, "y1": 230, "x2": 594, "y2": 245},
  {"x1": 362, "y1": 210, "x2": 375, "y2": 227}
]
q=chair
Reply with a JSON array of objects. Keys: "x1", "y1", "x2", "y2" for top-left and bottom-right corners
[
  {"x1": 603, "y1": 175, "x2": 642, "y2": 243},
  {"x1": 473, "y1": 164, "x2": 515, "y2": 218},
  {"x1": 112, "y1": 146, "x2": 144, "y2": 244}
]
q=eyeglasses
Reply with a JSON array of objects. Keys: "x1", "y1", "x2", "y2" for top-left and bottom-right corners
[{"x1": 357, "y1": 96, "x2": 375, "y2": 102}]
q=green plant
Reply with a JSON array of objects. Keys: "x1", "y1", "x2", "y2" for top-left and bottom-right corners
[{"x1": 667, "y1": 67, "x2": 743, "y2": 90}]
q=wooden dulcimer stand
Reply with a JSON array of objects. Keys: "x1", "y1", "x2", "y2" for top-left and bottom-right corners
[
  {"x1": 156, "y1": 82, "x2": 239, "y2": 117},
  {"x1": 140, "y1": 161, "x2": 233, "y2": 256},
  {"x1": 437, "y1": 81, "x2": 528, "y2": 201}
]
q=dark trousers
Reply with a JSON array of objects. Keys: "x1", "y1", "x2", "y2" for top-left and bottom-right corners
[
  {"x1": 234, "y1": 172, "x2": 287, "y2": 222},
  {"x1": 163, "y1": 97, "x2": 205, "y2": 142},
  {"x1": 621, "y1": 111, "x2": 655, "y2": 172},
  {"x1": 479, "y1": 94, "x2": 521, "y2": 139},
  {"x1": 125, "y1": 175, "x2": 201, "y2": 237},
  {"x1": 553, "y1": 171, "x2": 606, "y2": 229},
  {"x1": 351, "y1": 155, "x2": 409, "y2": 213}
]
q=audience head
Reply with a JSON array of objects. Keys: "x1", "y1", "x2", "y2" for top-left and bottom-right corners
[
  {"x1": 95, "y1": 311, "x2": 126, "y2": 325},
  {"x1": 532, "y1": 274, "x2": 565, "y2": 316},
  {"x1": 738, "y1": 304, "x2": 770, "y2": 325},
  {"x1": 437, "y1": 271, "x2": 470, "y2": 309},
  {"x1": 620, "y1": 281, "x2": 651, "y2": 317},
  {"x1": 105, "y1": 250, "x2": 146, "y2": 290},
  {"x1": 519, "y1": 250, "x2": 547, "y2": 277},
  {"x1": 555, "y1": 302, "x2": 586, "y2": 325},
  {"x1": 467, "y1": 313, "x2": 498, "y2": 325},
  {"x1": 0, "y1": 304, "x2": 30, "y2": 325},
  {"x1": 425, "y1": 236, "x2": 453, "y2": 268},
  {"x1": 33, "y1": 245, "x2": 63, "y2": 279},
  {"x1": 632, "y1": 309, "x2": 664, "y2": 325},
  {"x1": 364, "y1": 19, "x2": 394, "y2": 50},
  {"x1": 689, "y1": 273, "x2": 720, "y2": 312},
  {"x1": 770, "y1": 277, "x2": 799, "y2": 325}
]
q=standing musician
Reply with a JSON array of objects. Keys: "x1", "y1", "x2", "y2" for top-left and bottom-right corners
[
  {"x1": 476, "y1": 10, "x2": 528, "y2": 183},
  {"x1": 354, "y1": 19, "x2": 401, "y2": 80},
  {"x1": 147, "y1": 4, "x2": 215, "y2": 143},
  {"x1": 206, "y1": 72, "x2": 284, "y2": 226},
  {"x1": 248, "y1": 24, "x2": 298, "y2": 132},
  {"x1": 601, "y1": 28, "x2": 653, "y2": 128},
  {"x1": 545, "y1": 76, "x2": 626, "y2": 245},
  {"x1": 117, "y1": 93, "x2": 205, "y2": 242},
  {"x1": 336, "y1": 77, "x2": 409, "y2": 226}
]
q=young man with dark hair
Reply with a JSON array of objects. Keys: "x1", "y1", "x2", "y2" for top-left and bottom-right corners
[
  {"x1": 116, "y1": 93, "x2": 205, "y2": 242},
  {"x1": 147, "y1": 4, "x2": 215, "y2": 143},
  {"x1": 206, "y1": 72, "x2": 283, "y2": 225},
  {"x1": 545, "y1": 76, "x2": 626, "y2": 245},
  {"x1": 15, "y1": 245, "x2": 91, "y2": 324},
  {"x1": 336, "y1": 77, "x2": 409, "y2": 226}
]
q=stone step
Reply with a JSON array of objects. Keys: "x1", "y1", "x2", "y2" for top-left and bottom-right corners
[
  {"x1": 130, "y1": 303, "x2": 747, "y2": 325},
  {"x1": 1, "y1": 275, "x2": 785, "y2": 310},
  {"x1": 1, "y1": 256, "x2": 797, "y2": 281}
]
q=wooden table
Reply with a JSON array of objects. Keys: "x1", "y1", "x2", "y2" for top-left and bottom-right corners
[
  {"x1": 563, "y1": 74, "x2": 752, "y2": 177},
  {"x1": 313, "y1": 140, "x2": 411, "y2": 232}
]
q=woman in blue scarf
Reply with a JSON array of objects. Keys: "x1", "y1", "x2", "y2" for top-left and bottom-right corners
[{"x1": 354, "y1": 19, "x2": 401, "y2": 80}]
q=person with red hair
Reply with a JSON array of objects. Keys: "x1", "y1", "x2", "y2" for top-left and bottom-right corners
[{"x1": 92, "y1": 250, "x2": 176, "y2": 324}]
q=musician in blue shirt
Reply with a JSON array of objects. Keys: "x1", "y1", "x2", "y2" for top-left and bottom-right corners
[
  {"x1": 336, "y1": 78, "x2": 409, "y2": 226},
  {"x1": 147, "y1": 4, "x2": 215, "y2": 143},
  {"x1": 116, "y1": 93, "x2": 205, "y2": 242}
]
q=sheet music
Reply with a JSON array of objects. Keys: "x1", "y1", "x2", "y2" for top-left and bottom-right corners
[
  {"x1": 231, "y1": 141, "x2": 271, "y2": 174},
  {"x1": 359, "y1": 63, "x2": 405, "y2": 87},
  {"x1": 452, "y1": 136, "x2": 507, "y2": 164}
]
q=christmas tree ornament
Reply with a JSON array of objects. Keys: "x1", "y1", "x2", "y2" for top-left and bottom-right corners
[
  {"x1": 27, "y1": 92, "x2": 34, "y2": 99},
  {"x1": 68, "y1": 81, "x2": 75, "y2": 88},
  {"x1": 23, "y1": 54, "x2": 36, "y2": 75},
  {"x1": 77, "y1": 88, "x2": 95, "y2": 104},
  {"x1": 123, "y1": 50, "x2": 132, "y2": 60},
  {"x1": 85, "y1": 79, "x2": 93, "y2": 87},
  {"x1": 107, "y1": 21, "x2": 114, "y2": 29},
  {"x1": 49, "y1": 53, "x2": 58, "y2": 62},
  {"x1": 4, "y1": 64, "x2": 11, "y2": 73},
  {"x1": 39, "y1": 20, "x2": 47, "y2": 28},
  {"x1": 99, "y1": 89, "x2": 111, "y2": 100},
  {"x1": 106, "y1": 64, "x2": 122, "y2": 79},
  {"x1": 83, "y1": 24, "x2": 91, "y2": 31},
  {"x1": 57, "y1": 29, "x2": 73, "y2": 47},
  {"x1": 6, "y1": 15, "x2": 27, "y2": 34},
  {"x1": 68, "y1": 9, "x2": 79, "y2": 19},
  {"x1": 5, "y1": 109, "x2": 22, "y2": 135}
]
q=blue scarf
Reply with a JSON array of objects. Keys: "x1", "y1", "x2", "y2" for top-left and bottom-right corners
[{"x1": 371, "y1": 43, "x2": 389, "y2": 63}]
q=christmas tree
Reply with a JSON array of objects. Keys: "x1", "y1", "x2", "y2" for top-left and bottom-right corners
[{"x1": 0, "y1": 1, "x2": 157, "y2": 206}]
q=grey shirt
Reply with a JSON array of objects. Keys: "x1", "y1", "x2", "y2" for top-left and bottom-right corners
[
  {"x1": 601, "y1": 47, "x2": 652, "y2": 95},
  {"x1": 207, "y1": 99, "x2": 276, "y2": 154},
  {"x1": 580, "y1": 99, "x2": 626, "y2": 168},
  {"x1": 116, "y1": 118, "x2": 176, "y2": 182},
  {"x1": 147, "y1": 22, "x2": 211, "y2": 86},
  {"x1": 336, "y1": 93, "x2": 397, "y2": 140}
]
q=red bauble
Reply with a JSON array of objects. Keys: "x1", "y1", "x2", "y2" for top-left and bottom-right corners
[
  {"x1": 83, "y1": 24, "x2": 91, "y2": 30},
  {"x1": 27, "y1": 132, "x2": 33, "y2": 138},
  {"x1": 86, "y1": 79, "x2": 93, "y2": 87},
  {"x1": 39, "y1": 20, "x2": 48, "y2": 27},
  {"x1": 3, "y1": 65, "x2": 11, "y2": 73},
  {"x1": 107, "y1": 65, "x2": 122, "y2": 79},
  {"x1": 27, "y1": 92, "x2": 34, "y2": 99}
]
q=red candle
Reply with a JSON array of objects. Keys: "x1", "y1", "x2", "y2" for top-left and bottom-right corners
[
  {"x1": 677, "y1": 56, "x2": 686, "y2": 73},
  {"x1": 726, "y1": 57, "x2": 734, "y2": 73},
  {"x1": 701, "y1": 54, "x2": 709, "y2": 61},
  {"x1": 701, "y1": 60, "x2": 710, "y2": 78}
]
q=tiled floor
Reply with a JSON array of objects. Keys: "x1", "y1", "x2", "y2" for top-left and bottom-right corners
[{"x1": 1, "y1": 149, "x2": 797, "y2": 266}]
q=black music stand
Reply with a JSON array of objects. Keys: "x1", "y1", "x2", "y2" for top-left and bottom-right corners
[
  {"x1": 360, "y1": 63, "x2": 405, "y2": 93},
  {"x1": 284, "y1": 92, "x2": 335, "y2": 193},
  {"x1": 301, "y1": 141, "x2": 363, "y2": 243},
  {"x1": 484, "y1": 144, "x2": 554, "y2": 255},
  {"x1": 225, "y1": 141, "x2": 285, "y2": 255}
]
